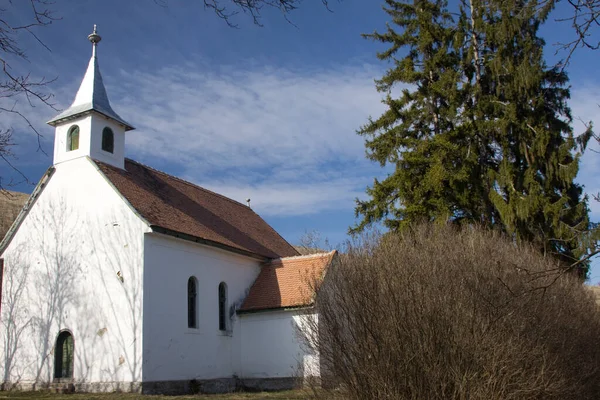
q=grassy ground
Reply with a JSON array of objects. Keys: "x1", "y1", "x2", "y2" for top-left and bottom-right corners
[{"x1": 0, "y1": 390, "x2": 312, "y2": 400}]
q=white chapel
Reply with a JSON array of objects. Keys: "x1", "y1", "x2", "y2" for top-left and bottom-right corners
[{"x1": 0, "y1": 27, "x2": 334, "y2": 394}]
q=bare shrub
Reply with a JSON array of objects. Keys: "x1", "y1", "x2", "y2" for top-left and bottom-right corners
[
  {"x1": 296, "y1": 230, "x2": 332, "y2": 255},
  {"x1": 305, "y1": 224, "x2": 600, "y2": 400}
]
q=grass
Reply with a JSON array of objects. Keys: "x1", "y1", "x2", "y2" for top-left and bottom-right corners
[{"x1": 0, "y1": 390, "x2": 311, "y2": 400}]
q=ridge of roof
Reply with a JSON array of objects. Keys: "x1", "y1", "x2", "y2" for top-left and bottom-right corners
[
  {"x1": 267, "y1": 250, "x2": 337, "y2": 265},
  {"x1": 239, "y1": 249, "x2": 336, "y2": 313},
  {"x1": 0, "y1": 167, "x2": 55, "y2": 255},
  {"x1": 122, "y1": 158, "x2": 299, "y2": 258},
  {"x1": 95, "y1": 158, "x2": 299, "y2": 259},
  {"x1": 124, "y1": 158, "x2": 251, "y2": 210}
]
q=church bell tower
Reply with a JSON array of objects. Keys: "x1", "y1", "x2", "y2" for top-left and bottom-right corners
[{"x1": 47, "y1": 26, "x2": 134, "y2": 169}]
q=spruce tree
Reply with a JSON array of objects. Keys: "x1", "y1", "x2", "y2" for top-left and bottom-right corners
[
  {"x1": 354, "y1": 0, "x2": 591, "y2": 274},
  {"x1": 475, "y1": 0, "x2": 589, "y2": 268},
  {"x1": 352, "y1": 0, "x2": 474, "y2": 232}
]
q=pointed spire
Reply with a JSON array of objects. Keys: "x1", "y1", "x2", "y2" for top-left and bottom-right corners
[{"x1": 48, "y1": 25, "x2": 134, "y2": 130}]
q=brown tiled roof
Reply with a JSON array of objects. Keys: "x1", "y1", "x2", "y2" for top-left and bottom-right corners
[
  {"x1": 239, "y1": 251, "x2": 336, "y2": 313},
  {"x1": 95, "y1": 158, "x2": 299, "y2": 259}
]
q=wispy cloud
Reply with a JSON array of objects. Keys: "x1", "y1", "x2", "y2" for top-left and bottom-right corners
[
  {"x1": 110, "y1": 61, "x2": 387, "y2": 216},
  {"x1": 110, "y1": 62, "x2": 600, "y2": 219},
  {"x1": 198, "y1": 179, "x2": 367, "y2": 217},
  {"x1": 8, "y1": 58, "x2": 598, "y2": 221}
]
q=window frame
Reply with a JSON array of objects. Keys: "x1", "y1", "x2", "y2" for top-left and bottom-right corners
[
  {"x1": 101, "y1": 127, "x2": 114, "y2": 153},
  {"x1": 218, "y1": 282, "x2": 228, "y2": 332},
  {"x1": 67, "y1": 125, "x2": 80, "y2": 152},
  {"x1": 187, "y1": 276, "x2": 198, "y2": 329},
  {"x1": 54, "y1": 330, "x2": 75, "y2": 381}
]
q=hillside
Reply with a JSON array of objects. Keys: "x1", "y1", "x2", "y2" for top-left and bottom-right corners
[{"x1": 0, "y1": 190, "x2": 29, "y2": 242}]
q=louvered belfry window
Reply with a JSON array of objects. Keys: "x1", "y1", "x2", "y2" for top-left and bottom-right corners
[{"x1": 102, "y1": 127, "x2": 114, "y2": 153}]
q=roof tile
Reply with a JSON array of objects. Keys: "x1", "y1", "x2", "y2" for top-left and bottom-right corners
[
  {"x1": 95, "y1": 158, "x2": 299, "y2": 259},
  {"x1": 240, "y1": 251, "x2": 336, "y2": 312}
]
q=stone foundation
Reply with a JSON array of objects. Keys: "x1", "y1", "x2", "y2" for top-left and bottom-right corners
[
  {"x1": 142, "y1": 377, "x2": 302, "y2": 394},
  {"x1": 237, "y1": 377, "x2": 301, "y2": 392},
  {"x1": 1, "y1": 377, "x2": 304, "y2": 395},
  {"x1": 141, "y1": 378, "x2": 236, "y2": 395},
  {"x1": 0, "y1": 381, "x2": 142, "y2": 393}
]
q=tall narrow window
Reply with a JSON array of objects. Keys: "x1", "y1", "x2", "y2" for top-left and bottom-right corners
[
  {"x1": 54, "y1": 331, "x2": 74, "y2": 380},
  {"x1": 188, "y1": 277, "x2": 197, "y2": 329},
  {"x1": 67, "y1": 125, "x2": 79, "y2": 151},
  {"x1": 102, "y1": 127, "x2": 114, "y2": 153},
  {"x1": 218, "y1": 282, "x2": 227, "y2": 331}
]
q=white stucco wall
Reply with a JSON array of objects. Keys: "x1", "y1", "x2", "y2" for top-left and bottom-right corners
[
  {"x1": 238, "y1": 310, "x2": 319, "y2": 380},
  {"x1": 0, "y1": 157, "x2": 149, "y2": 388},
  {"x1": 141, "y1": 234, "x2": 262, "y2": 382},
  {"x1": 1, "y1": 158, "x2": 320, "y2": 389},
  {"x1": 88, "y1": 116, "x2": 126, "y2": 169}
]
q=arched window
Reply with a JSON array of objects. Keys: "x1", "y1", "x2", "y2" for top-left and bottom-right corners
[
  {"x1": 102, "y1": 127, "x2": 114, "y2": 153},
  {"x1": 67, "y1": 125, "x2": 79, "y2": 151},
  {"x1": 188, "y1": 277, "x2": 198, "y2": 329},
  {"x1": 54, "y1": 331, "x2": 74, "y2": 379},
  {"x1": 218, "y1": 282, "x2": 228, "y2": 331}
]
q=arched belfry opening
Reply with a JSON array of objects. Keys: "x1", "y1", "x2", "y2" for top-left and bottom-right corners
[{"x1": 54, "y1": 331, "x2": 74, "y2": 380}]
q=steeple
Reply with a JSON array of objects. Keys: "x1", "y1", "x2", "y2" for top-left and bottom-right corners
[
  {"x1": 48, "y1": 26, "x2": 133, "y2": 169},
  {"x1": 47, "y1": 25, "x2": 133, "y2": 130}
]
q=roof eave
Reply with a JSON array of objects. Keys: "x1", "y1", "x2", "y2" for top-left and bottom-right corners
[
  {"x1": 150, "y1": 225, "x2": 271, "y2": 261},
  {"x1": 47, "y1": 108, "x2": 135, "y2": 131},
  {"x1": 0, "y1": 167, "x2": 56, "y2": 255},
  {"x1": 237, "y1": 304, "x2": 315, "y2": 315}
]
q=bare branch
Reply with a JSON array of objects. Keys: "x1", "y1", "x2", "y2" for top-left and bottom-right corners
[
  {"x1": 0, "y1": 0, "x2": 59, "y2": 188},
  {"x1": 554, "y1": 0, "x2": 600, "y2": 69},
  {"x1": 155, "y1": 0, "x2": 336, "y2": 26}
]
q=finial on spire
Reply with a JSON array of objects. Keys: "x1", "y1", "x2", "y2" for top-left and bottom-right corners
[{"x1": 88, "y1": 25, "x2": 101, "y2": 45}]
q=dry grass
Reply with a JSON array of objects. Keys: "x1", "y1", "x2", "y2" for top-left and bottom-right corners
[{"x1": 0, "y1": 389, "x2": 310, "y2": 399}]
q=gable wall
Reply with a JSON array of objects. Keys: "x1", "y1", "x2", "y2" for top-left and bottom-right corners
[
  {"x1": 0, "y1": 157, "x2": 150, "y2": 389},
  {"x1": 142, "y1": 233, "x2": 261, "y2": 383}
]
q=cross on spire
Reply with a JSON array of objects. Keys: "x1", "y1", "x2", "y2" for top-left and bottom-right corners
[{"x1": 88, "y1": 25, "x2": 101, "y2": 57}]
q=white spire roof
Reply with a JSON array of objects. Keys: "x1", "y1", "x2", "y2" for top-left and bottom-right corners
[{"x1": 48, "y1": 26, "x2": 134, "y2": 130}]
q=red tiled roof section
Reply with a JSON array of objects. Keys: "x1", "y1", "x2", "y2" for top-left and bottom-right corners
[
  {"x1": 240, "y1": 251, "x2": 336, "y2": 312},
  {"x1": 95, "y1": 159, "x2": 299, "y2": 259}
]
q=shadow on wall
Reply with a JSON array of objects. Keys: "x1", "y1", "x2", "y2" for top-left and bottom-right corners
[
  {"x1": 1, "y1": 197, "x2": 83, "y2": 388},
  {"x1": 86, "y1": 208, "x2": 143, "y2": 385},
  {"x1": 0, "y1": 196, "x2": 143, "y2": 389}
]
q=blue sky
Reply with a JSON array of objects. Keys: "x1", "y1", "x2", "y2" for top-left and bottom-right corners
[{"x1": 2, "y1": 0, "x2": 599, "y2": 279}]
